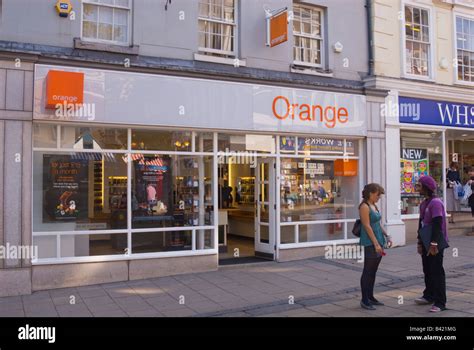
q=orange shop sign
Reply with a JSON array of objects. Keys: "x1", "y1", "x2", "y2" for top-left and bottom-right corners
[
  {"x1": 334, "y1": 159, "x2": 358, "y2": 177},
  {"x1": 45, "y1": 70, "x2": 84, "y2": 109},
  {"x1": 271, "y1": 95, "x2": 349, "y2": 129},
  {"x1": 266, "y1": 8, "x2": 288, "y2": 47}
]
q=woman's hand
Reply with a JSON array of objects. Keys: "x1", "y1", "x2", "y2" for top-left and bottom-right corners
[
  {"x1": 375, "y1": 244, "x2": 383, "y2": 256},
  {"x1": 417, "y1": 243, "x2": 423, "y2": 255},
  {"x1": 428, "y1": 244, "x2": 439, "y2": 256},
  {"x1": 386, "y1": 238, "x2": 393, "y2": 248}
]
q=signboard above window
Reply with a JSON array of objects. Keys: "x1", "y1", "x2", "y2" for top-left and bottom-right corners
[{"x1": 266, "y1": 8, "x2": 288, "y2": 48}]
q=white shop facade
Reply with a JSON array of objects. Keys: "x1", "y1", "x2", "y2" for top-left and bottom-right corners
[{"x1": 31, "y1": 64, "x2": 370, "y2": 286}]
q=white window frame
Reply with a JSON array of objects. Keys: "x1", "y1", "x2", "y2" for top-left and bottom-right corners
[
  {"x1": 292, "y1": 4, "x2": 324, "y2": 69},
  {"x1": 453, "y1": 11, "x2": 474, "y2": 86},
  {"x1": 32, "y1": 124, "x2": 218, "y2": 265},
  {"x1": 81, "y1": 0, "x2": 132, "y2": 46},
  {"x1": 197, "y1": 0, "x2": 238, "y2": 58},
  {"x1": 401, "y1": 1, "x2": 435, "y2": 81}
]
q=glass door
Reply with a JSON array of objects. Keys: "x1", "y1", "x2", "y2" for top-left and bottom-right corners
[{"x1": 254, "y1": 157, "x2": 275, "y2": 259}]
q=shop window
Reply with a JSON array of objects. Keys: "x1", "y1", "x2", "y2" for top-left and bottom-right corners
[
  {"x1": 280, "y1": 136, "x2": 357, "y2": 156},
  {"x1": 280, "y1": 225, "x2": 295, "y2": 244},
  {"x1": 194, "y1": 132, "x2": 214, "y2": 153},
  {"x1": 218, "y1": 133, "x2": 275, "y2": 153},
  {"x1": 82, "y1": 0, "x2": 131, "y2": 45},
  {"x1": 132, "y1": 231, "x2": 193, "y2": 253},
  {"x1": 131, "y1": 155, "x2": 213, "y2": 229},
  {"x1": 400, "y1": 130, "x2": 443, "y2": 215},
  {"x1": 60, "y1": 233, "x2": 127, "y2": 257},
  {"x1": 456, "y1": 16, "x2": 474, "y2": 83},
  {"x1": 299, "y1": 222, "x2": 344, "y2": 242},
  {"x1": 33, "y1": 124, "x2": 58, "y2": 148},
  {"x1": 198, "y1": 0, "x2": 236, "y2": 58},
  {"x1": 33, "y1": 152, "x2": 128, "y2": 232},
  {"x1": 62, "y1": 126, "x2": 128, "y2": 150},
  {"x1": 292, "y1": 4, "x2": 324, "y2": 68},
  {"x1": 32, "y1": 236, "x2": 57, "y2": 259},
  {"x1": 280, "y1": 158, "x2": 359, "y2": 223},
  {"x1": 132, "y1": 130, "x2": 192, "y2": 152},
  {"x1": 404, "y1": 5, "x2": 431, "y2": 77}
]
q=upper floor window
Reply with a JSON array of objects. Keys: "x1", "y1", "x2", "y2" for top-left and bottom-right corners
[
  {"x1": 292, "y1": 4, "x2": 323, "y2": 68},
  {"x1": 404, "y1": 5, "x2": 431, "y2": 77},
  {"x1": 82, "y1": 0, "x2": 131, "y2": 45},
  {"x1": 456, "y1": 16, "x2": 474, "y2": 83},
  {"x1": 198, "y1": 0, "x2": 236, "y2": 58}
]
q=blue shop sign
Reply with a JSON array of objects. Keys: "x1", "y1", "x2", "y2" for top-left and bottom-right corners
[{"x1": 398, "y1": 97, "x2": 474, "y2": 129}]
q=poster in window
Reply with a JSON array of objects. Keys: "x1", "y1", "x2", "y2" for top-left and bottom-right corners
[
  {"x1": 400, "y1": 148, "x2": 429, "y2": 194},
  {"x1": 43, "y1": 154, "x2": 89, "y2": 221},
  {"x1": 133, "y1": 154, "x2": 172, "y2": 216}
]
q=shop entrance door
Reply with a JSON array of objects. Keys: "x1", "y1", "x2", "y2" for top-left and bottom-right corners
[{"x1": 254, "y1": 157, "x2": 276, "y2": 259}]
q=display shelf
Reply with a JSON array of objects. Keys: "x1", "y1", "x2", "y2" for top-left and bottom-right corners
[
  {"x1": 109, "y1": 176, "x2": 127, "y2": 210},
  {"x1": 237, "y1": 176, "x2": 255, "y2": 204},
  {"x1": 93, "y1": 160, "x2": 103, "y2": 212}
]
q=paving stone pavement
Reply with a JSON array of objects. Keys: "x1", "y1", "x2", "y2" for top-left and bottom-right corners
[{"x1": 0, "y1": 235, "x2": 473, "y2": 317}]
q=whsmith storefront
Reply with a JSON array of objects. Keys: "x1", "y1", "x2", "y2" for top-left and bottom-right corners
[
  {"x1": 31, "y1": 64, "x2": 374, "y2": 289},
  {"x1": 386, "y1": 94, "x2": 474, "y2": 240}
]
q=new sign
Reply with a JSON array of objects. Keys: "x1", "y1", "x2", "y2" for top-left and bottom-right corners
[
  {"x1": 266, "y1": 8, "x2": 288, "y2": 47},
  {"x1": 399, "y1": 96, "x2": 474, "y2": 129}
]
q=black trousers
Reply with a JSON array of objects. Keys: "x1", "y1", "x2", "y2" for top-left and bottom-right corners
[
  {"x1": 421, "y1": 246, "x2": 447, "y2": 308},
  {"x1": 360, "y1": 245, "x2": 382, "y2": 304}
]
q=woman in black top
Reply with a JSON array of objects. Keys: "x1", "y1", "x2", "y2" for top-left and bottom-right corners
[{"x1": 446, "y1": 162, "x2": 461, "y2": 223}]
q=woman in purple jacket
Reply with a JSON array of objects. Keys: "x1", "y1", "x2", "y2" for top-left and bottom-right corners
[{"x1": 414, "y1": 176, "x2": 448, "y2": 313}]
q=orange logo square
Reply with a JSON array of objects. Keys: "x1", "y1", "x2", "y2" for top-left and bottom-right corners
[{"x1": 45, "y1": 70, "x2": 84, "y2": 109}]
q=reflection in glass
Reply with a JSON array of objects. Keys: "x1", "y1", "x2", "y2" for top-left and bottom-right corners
[
  {"x1": 280, "y1": 158, "x2": 358, "y2": 223},
  {"x1": 62, "y1": 126, "x2": 127, "y2": 150}
]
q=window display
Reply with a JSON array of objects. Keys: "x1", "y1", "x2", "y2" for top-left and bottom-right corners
[
  {"x1": 131, "y1": 154, "x2": 213, "y2": 228},
  {"x1": 280, "y1": 158, "x2": 359, "y2": 223},
  {"x1": 33, "y1": 126, "x2": 215, "y2": 259},
  {"x1": 400, "y1": 131, "x2": 443, "y2": 214},
  {"x1": 32, "y1": 124, "x2": 362, "y2": 260},
  {"x1": 33, "y1": 152, "x2": 128, "y2": 232}
]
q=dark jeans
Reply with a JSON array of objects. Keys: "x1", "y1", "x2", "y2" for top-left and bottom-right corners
[
  {"x1": 421, "y1": 246, "x2": 447, "y2": 308},
  {"x1": 360, "y1": 245, "x2": 382, "y2": 304}
]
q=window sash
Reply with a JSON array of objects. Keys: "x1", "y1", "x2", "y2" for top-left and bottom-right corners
[
  {"x1": 82, "y1": 0, "x2": 131, "y2": 10},
  {"x1": 82, "y1": 2, "x2": 130, "y2": 44},
  {"x1": 197, "y1": 0, "x2": 236, "y2": 56},
  {"x1": 292, "y1": 5, "x2": 323, "y2": 66},
  {"x1": 456, "y1": 16, "x2": 474, "y2": 82},
  {"x1": 198, "y1": 0, "x2": 235, "y2": 23},
  {"x1": 404, "y1": 5, "x2": 431, "y2": 77}
]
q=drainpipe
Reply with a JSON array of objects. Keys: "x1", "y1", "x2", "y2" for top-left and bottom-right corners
[{"x1": 366, "y1": 0, "x2": 375, "y2": 76}]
